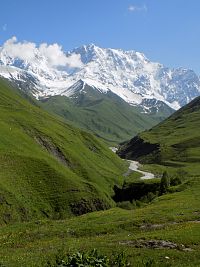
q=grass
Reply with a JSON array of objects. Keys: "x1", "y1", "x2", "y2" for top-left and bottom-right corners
[
  {"x1": 0, "y1": 199, "x2": 200, "y2": 266},
  {"x1": 1, "y1": 158, "x2": 200, "y2": 266}
]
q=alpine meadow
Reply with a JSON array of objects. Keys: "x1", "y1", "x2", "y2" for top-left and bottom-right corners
[{"x1": 0, "y1": 1, "x2": 200, "y2": 266}]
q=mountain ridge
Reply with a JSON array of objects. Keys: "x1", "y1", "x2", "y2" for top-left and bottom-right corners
[
  {"x1": 40, "y1": 82, "x2": 172, "y2": 144},
  {"x1": 1, "y1": 41, "x2": 200, "y2": 113}
]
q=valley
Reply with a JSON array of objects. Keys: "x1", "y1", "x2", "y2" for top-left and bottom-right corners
[
  {"x1": 0, "y1": 76, "x2": 200, "y2": 266},
  {"x1": 1, "y1": 42, "x2": 200, "y2": 144},
  {"x1": 0, "y1": 39, "x2": 200, "y2": 266},
  {"x1": 39, "y1": 86, "x2": 163, "y2": 144}
]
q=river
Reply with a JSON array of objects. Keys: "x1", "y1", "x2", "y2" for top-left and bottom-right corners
[{"x1": 110, "y1": 147, "x2": 155, "y2": 180}]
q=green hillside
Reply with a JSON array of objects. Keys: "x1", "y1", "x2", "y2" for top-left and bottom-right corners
[
  {"x1": 118, "y1": 96, "x2": 200, "y2": 163},
  {"x1": 1, "y1": 80, "x2": 200, "y2": 267},
  {"x1": 40, "y1": 84, "x2": 172, "y2": 144},
  {"x1": 0, "y1": 78, "x2": 127, "y2": 225}
]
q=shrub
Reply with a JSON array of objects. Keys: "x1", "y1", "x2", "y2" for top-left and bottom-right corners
[
  {"x1": 170, "y1": 176, "x2": 182, "y2": 186},
  {"x1": 176, "y1": 169, "x2": 188, "y2": 181},
  {"x1": 45, "y1": 249, "x2": 130, "y2": 267}
]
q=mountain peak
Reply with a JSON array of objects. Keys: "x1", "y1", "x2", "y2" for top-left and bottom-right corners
[
  {"x1": 84, "y1": 43, "x2": 100, "y2": 49},
  {"x1": 1, "y1": 41, "x2": 200, "y2": 111}
]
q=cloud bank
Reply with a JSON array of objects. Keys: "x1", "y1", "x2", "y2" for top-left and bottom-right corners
[{"x1": 1, "y1": 36, "x2": 83, "y2": 69}]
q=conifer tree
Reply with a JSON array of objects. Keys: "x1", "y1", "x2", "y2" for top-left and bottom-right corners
[{"x1": 160, "y1": 171, "x2": 170, "y2": 195}]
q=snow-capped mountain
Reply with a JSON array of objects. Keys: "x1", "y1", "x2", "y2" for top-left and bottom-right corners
[{"x1": 0, "y1": 42, "x2": 200, "y2": 111}]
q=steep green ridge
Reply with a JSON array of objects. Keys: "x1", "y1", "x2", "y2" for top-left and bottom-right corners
[
  {"x1": 0, "y1": 78, "x2": 127, "y2": 225},
  {"x1": 118, "y1": 96, "x2": 200, "y2": 163},
  {"x1": 40, "y1": 84, "x2": 173, "y2": 144}
]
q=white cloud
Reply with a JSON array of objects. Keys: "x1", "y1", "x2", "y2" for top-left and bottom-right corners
[
  {"x1": 39, "y1": 43, "x2": 68, "y2": 66},
  {"x1": 3, "y1": 36, "x2": 36, "y2": 61},
  {"x1": 39, "y1": 43, "x2": 83, "y2": 68},
  {"x1": 128, "y1": 4, "x2": 147, "y2": 12},
  {"x1": 128, "y1": 5, "x2": 136, "y2": 12},
  {"x1": 2, "y1": 36, "x2": 83, "y2": 69},
  {"x1": 2, "y1": 24, "x2": 7, "y2": 31},
  {"x1": 65, "y1": 53, "x2": 83, "y2": 68}
]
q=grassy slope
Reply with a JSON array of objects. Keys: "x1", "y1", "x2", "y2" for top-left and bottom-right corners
[
  {"x1": 117, "y1": 96, "x2": 200, "y2": 164},
  {"x1": 1, "y1": 85, "x2": 200, "y2": 266},
  {"x1": 40, "y1": 85, "x2": 172, "y2": 144},
  {"x1": 0, "y1": 78, "x2": 127, "y2": 224},
  {"x1": 139, "y1": 96, "x2": 200, "y2": 163}
]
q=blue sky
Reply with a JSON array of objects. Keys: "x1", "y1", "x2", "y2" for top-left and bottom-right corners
[{"x1": 1, "y1": 0, "x2": 200, "y2": 73}]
